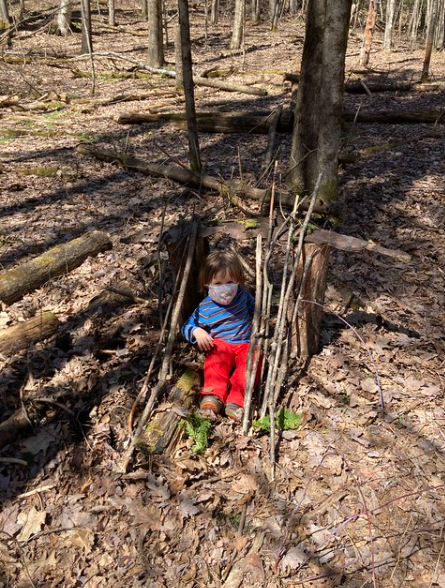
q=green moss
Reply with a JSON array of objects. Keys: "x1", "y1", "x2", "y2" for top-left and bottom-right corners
[{"x1": 17, "y1": 166, "x2": 58, "y2": 177}]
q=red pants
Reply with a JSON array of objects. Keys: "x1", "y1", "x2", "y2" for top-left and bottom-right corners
[{"x1": 202, "y1": 339, "x2": 261, "y2": 407}]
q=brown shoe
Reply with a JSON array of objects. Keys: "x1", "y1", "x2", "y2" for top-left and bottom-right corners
[{"x1": 199, "y1": 395, "x2": 224, "y2": 415}]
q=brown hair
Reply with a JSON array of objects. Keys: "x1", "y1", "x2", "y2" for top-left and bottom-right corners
[{"x1": 199, "y1": 250, "x2": 245, "y2": 290}]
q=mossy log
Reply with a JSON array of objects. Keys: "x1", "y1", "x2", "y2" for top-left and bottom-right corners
[
  {"x1": 0, "y1": 312, "x2": 60, "y2": 355},
  {"x1": 141, "y1": 368, "x2": 200, "y2": 455},
  {"x1": 0, "y1": 231, "x2": 112, "y2": 305}
]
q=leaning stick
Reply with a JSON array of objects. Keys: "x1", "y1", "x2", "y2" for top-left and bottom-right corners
[
  {"x1": 242, "y1": 235, "x2": 263, "y2": 434},
  {"x1": 119, "y1": 217, "x2": 199, "y2": 473}
]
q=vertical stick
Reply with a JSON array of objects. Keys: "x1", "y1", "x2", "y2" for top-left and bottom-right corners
[{"x1": 242, "y1": 235, "x2": 263, "y2": 434}]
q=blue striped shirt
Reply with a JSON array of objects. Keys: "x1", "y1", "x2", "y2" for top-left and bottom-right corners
[{"x1": 181, "y1": 287, "x2": 255, "y2": 344}]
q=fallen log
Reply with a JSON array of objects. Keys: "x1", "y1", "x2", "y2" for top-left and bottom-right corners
[
  {"x1": 199, "y1": 220, "x2": 411, "y2": 262},
  {"x1": 83, "y1": 51, "x2": 267, "y2": 96},
  {"x1": 285, "y1": 73, "x2": 442, "y2": 94},
  {"x1": 0, "y1": 231, "x2": 112, "y2": 305},
  {"x1": 117, "y1": 108, "x2": 445, "y2": 132},
  {"x1": 76, "y1": 144, "x2": 277, "y2": 205},
  {"x1": 141, "y1": 368, "x2": 200, "y2": 455},
  {"x1": 0, "y1": 312, "x2": 60, "y2": 355},
  {"x1": 117, "y1": 110, "x2": 292, "y2": 133}
]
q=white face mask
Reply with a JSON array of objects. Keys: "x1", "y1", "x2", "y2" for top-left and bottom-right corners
[{"x1": 208, "y1": 283, "x2": 238, "y2": 305}]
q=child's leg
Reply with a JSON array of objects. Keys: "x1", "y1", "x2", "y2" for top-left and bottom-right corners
[
  {"x1": 226, "y1": 343, "x2": 262, "y2": 408},
  {"x1": 202, "y1": 339, "x2": 235, "y2": 403}
]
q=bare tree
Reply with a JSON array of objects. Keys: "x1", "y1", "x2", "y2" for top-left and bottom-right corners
[
  {"x1": 420, "y1": 0, "x2": 438, "y2": 81},
  {"x1": 384, "y1": 0, "x2": 397, "y2": 49},
  {"x1": 360, "y1": 0, "x2": 376, "y2": 65},
  {"x1": 147, "y1": 0, "x2": 164, "y2": 67},
  {"x1": 230, "y1": 0, "x2": 245, "y2": 50},
  {"x1": 211, "y1": 0, "x2": 219, "y2": 24},
  {"x1": 286, "y1": 0, "x2": 352, "y2": 355},
  {"x1": 408, "y1": 0, "x2": 424, "y2": 42},
  {"x1": 57, "y1": 0, "x2": 73, "y2": 36},
  {"x1": 0, "y1": 0, "x2": 11, "y2": 26},
  {"x1": 108, "y1": 0, "x2": 115, "y2": 26},
  {"x1": 80, "y1": 0, "x2": 93, "y2": 54},
  {"x1": 177, "y1": 0, "x2": 201, "y2": 172}
]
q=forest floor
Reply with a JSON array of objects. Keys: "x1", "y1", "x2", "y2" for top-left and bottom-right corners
[{"x1": 1, "y1": 3, "x2": 445, "y2": 588}]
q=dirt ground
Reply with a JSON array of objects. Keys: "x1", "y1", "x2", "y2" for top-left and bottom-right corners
[{"x1": 0, "y1": 3, "x2": 445, "y2": 588}]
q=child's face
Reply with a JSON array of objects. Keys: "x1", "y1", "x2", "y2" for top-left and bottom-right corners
[{"x1": 208, "y1": 270, "x2": 237, "y2": 287}]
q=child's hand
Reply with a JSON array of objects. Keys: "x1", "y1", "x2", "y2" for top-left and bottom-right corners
[{"x1": 193, "y1": 327, "x2": 214, "y2": 352}]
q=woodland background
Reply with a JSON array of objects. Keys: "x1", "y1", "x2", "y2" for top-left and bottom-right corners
[{"x1": 0, "y1": 1, "x2": 445, "y2": 587}]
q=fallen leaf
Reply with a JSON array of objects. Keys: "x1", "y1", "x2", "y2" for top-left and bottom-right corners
[{"x1": 17, "y1": 506, "x2": 46, "y2": 542}]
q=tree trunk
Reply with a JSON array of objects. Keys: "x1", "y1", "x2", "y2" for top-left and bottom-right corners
[
  {"x1": 108, "y1": 0, "x2": 115, "y2": 26},
  {"x1": 80, "y1": 0, "x2": 93, "y2": 54},
  {"x1": 0, "y1": 0, "x2": 10, "y2": 25},
  {"x1": 384, "y1": 0, "x2": 396, "y2": 49},
  {"x1": 211, "y1": 0, "x2": 219, "y2": 24},
  {"x1": 57, "y1": 0, "x2": 72, "y2": 36},
  {"x1": 360, "y1": 0, "x2": 376, "y2": 66},
  {"x1": 0, "y1": 231, "x2": 112, "y2": 305},
  {"x1": 409, "y1": 0, "x2": 423, "y2": 42},
  {"x1": 178, "y1": 0, "x2": 201, "y2": 171},
  {"x1": 175, "y1": 23, "x2": 184, "y2": 90},
  {"x1": 289, "y1": 0, "x2": 299, "y2": 15},
  {"x1": 251, "y1": 0, "x2": 260, "y2": 23},
  {"x1": 141, "y1": 0, "x2": 148, "y2": 18},
  {"x1": 230, "y1": 0, "x2": 245, "y2": 50},
  {"x1": 287, "y1": 0, "x2": 352, "y2": 216},
  {"x1": 147, "y1": 0, "x2": 164, "y2": 67},
  {"x1": 287, "y1": 0, "x2": 351, "y2": 356},
  {"x1": 0, "y1": 312, "x2": 60, "y2": 355},
  {"x1": 420, "y1": 0, "x2": 437, "y2": 82}
]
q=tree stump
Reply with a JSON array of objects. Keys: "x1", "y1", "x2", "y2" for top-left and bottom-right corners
[
  {"x1": 164, "y1": 221, "x2": 209, "y2": 325},
  {"x1": 0, "y1": 231, "x2": 112, "y2": 305},
  {"x1": 291, "y1": 243, "x2": 331, "y2": 357}
]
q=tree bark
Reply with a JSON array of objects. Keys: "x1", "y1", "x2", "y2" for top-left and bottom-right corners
[
  {"x1": 0, "y1": 231, "x2": 112, "y2": 305},
  {"x1": 141, "y1": 369, "x2": 200, "y2": 455},
  {"x1": 420, "y1": 0, "x2": 437, "y2": 82},
  {"x1": 178, "y1": 0, "x2": 201, "y2": 172},
  {"x1": 147, "y1": 0, "x2": 164, "y2": 67},
  {"x1": 0, "y1": 312, "x2": 60, "y2": 355},
  {"x1": 108, "y1": 0, "x2": 115, "y2": 26},
  {"x1": 57, "y1": 0, "x2": 72, "y2": 36},
  {"x1": 230, "y1": 0, "x2": 245, "y2": 50},
  {"x1": 287, "y1": 0, "x2": 352, "y2": 215},
  {"x1": 384, "y1": 0, "x2": 396, "y2": 49},
  {"x1": 80, "y1": 0, "x2": 93, "y2": 54},
  {"x1": 360, "y1": 0, "x2": 376, "y2": 66},
  {"x1": 291, "y1": 243, "x2": 330, "y2": 356},
  {"x1": 0, "y1": 0, "x2": 10, "y2": 26}
]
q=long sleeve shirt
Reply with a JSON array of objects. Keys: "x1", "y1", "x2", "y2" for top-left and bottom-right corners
[{"x1": 181, "y1": 287, "x2": 255, "y2": 344}]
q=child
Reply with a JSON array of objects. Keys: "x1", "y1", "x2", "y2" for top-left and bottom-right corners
[{"x1": 181, "y1": 250, "x2": 261, "y2": 422}]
